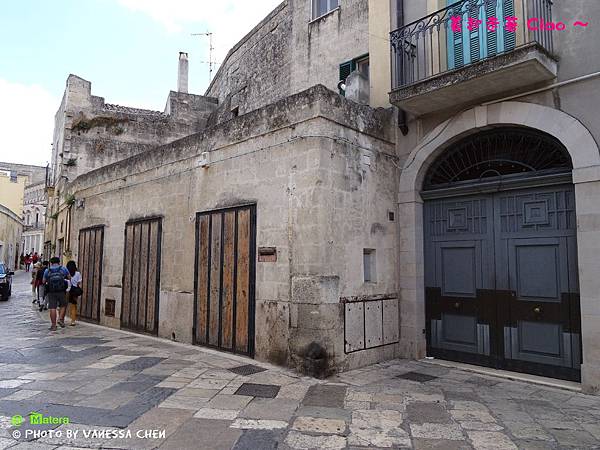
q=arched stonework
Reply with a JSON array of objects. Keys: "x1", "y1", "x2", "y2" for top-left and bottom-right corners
[{"x1": 397, "y1": 101, "x2": 600, "y2": 393}]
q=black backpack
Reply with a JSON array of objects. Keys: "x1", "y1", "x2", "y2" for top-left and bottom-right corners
[{"x1": 47, "y1": 267, "x2": 67, "y2": 293}]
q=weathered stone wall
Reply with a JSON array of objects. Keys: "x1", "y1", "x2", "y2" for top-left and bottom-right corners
[
  {"x1": 206, "y1": 2, "x2": 293, "y2": 123},
  {"x1": 51, "y1": 75, "x2": 218, "y2": 186},
  {"x1": 46, "y1": 75, "x2": 219, "y2": 262},
  {"x1": 67, "y1": 86, "x2": 398, "y2": 373},
  {"x1": 289, "y1": 0, "x2": 369, "y2": 99},
  {"x1": 206, "y1": 0, "x2": 371, "y2": 121}
]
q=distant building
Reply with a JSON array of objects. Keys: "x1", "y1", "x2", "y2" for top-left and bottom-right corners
[
  {"x1": 45, "y1": 0, "x2": 600, "y2": 393},
  {"x1": 0, "y1": 168, "x2": 27, "y2": 217},
  {"x1": 0, "y1": 162, "x2": 46, "y2": 263},
  {"x1": 0, "y1": 205, "x2": 21, "y2": 270},
  {"x1": 22, "y1": 181, "x2": 47, "y2": 257}
]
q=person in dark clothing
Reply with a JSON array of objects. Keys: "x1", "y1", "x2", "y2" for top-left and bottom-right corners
[{"x1": 43, "y1": 257, "x2": 70, "y2": 331}]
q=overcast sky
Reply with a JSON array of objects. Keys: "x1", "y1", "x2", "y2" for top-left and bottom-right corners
[{"x1": 0, "y1": 0, "x2": 282, "y2": 167}]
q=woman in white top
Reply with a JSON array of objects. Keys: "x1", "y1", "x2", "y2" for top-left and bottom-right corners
[{"x1": 66, "y1": 260, "x2": 82, "y2": 326}]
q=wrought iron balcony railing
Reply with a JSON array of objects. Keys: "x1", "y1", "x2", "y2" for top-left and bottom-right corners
[{"x1": 390, "y1": 0, "x2": 554, "y2": 90}]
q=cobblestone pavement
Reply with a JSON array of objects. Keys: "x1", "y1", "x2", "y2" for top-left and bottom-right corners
[{"x1": 1, "y1": 271, "x2": 600, "y2": 449}]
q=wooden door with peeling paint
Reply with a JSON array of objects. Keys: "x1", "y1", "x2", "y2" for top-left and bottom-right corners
[
  {"x1": 121, "y1": 217, "x2": 162, "y2": 335},
  {"x1": 78, "y1": 226, "x2": 104, "y2": 322},
  {"x1": 193, "y1": 204, "x2": 256, "y2": 357}
]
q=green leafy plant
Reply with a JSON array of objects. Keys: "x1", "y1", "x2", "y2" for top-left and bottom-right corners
[
  {"x1": 64, "y1": 158, "x2": 77, "y2": 167},
  {"x1": 64, "y1": 194, "x2": 76, "y2": 207},
  {"x1": 72, "y1": 115, "x2": 129, "y2": 133}
]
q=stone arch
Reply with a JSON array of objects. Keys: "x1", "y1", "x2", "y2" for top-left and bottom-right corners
[{"x1": 397, "y1": 101, "x2": 600, "y2": 392}]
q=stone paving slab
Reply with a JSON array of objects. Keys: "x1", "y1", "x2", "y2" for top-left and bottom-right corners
[{"x1": 1, "y1": 272, "x2": 600, "y2": 449}]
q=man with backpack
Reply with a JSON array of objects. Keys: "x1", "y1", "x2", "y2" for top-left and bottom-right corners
[{"x1": 43, "y1": 257, "x2": 71, "y2": 331}]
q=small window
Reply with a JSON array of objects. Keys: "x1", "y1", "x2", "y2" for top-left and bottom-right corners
[
  {"x1": 363, "y1": 249, "x2": 376, "y2": 283},
  {"x1": 312, "y1": 0, "x2": 339, "y2": 20},
  {"x1": 356, "y1": 56, "x2": 370, "y2": 78},
  {"x1": 9, "y1": 171, "x2": 17, "y2": 183},
  {"x1": 339, "y1": 54, "x2": 369, "y2": 95}
]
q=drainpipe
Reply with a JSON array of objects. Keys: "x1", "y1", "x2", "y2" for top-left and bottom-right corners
[{"x1": 396, "y1": 0, "x2": 409, "y2": 136}]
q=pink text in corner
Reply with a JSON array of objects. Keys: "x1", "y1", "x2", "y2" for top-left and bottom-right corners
[{"x1": 450, "y1": 16, "x2": 590, "y2": 32}]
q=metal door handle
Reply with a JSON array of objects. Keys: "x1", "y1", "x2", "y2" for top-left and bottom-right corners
[
  {"x1": 454, "y1": 302, "x2": 461, "y2": 309},
  {"x1": 533, "y1": 306, "x2": 542, "y2": 314}
]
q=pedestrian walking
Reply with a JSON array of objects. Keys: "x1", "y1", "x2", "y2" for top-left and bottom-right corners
[
  {"x1": 42, "y1": 257, "x2": 70, "y2": 331},
  {"x1": 31, "y1": 262, "x2": 40, "y2": 303},
  {"x1": 32, "y1": 252, "x2": 39, "y2": 265},
  {"x1": 36, "y1": 261, "x2": 48, "y2": 309},
  {"x1": 25, "y1": 254, "x2": 31, "y2": 272},
  {"x1": 65, "y1": 260, "x2": 82, "y2": 326}
]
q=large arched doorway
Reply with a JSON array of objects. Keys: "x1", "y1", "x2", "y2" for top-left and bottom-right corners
[{"x1": 422, "y1": 127, "x2": 581, "y2": 381}]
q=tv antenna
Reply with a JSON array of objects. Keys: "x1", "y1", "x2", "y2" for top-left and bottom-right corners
[{"x1": 191, "y1": 32, "x2": 215, "y2": 81}]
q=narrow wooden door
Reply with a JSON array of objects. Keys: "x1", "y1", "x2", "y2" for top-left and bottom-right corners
[
  {"x1": 121, "y1": 217, "x2": 162, "y2": 335},
  {"x1": 78, "y1": 226, "x2": 104, "y2": 322},
  {"x1": 194, "y1": 205, "x2": 256, "y2": 356}
]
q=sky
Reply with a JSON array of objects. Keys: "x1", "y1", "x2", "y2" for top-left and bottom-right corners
[{"x1": 0, "y1": 0, "x2": 282, "y2": 167}]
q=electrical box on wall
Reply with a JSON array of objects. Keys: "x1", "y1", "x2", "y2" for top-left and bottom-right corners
[
  {"x1": 198, "y1": 152, "x2": 210, "y2": 168},
  {"x1": 258, "y1": 247, "x2": 277, "y2": 262}
]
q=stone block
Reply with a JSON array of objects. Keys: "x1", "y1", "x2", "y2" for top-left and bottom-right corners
[{"x1": 291, "y1": 275, "x2": 340, "y2": 305}]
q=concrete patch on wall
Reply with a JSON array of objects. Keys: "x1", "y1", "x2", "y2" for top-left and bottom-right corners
[
  {"x1": 291, "y1": 275, "x2": 340, "y2": 304},
  {"x1": 255, "y1": 300, "x2": 289, "y2": 365},
  {"x1": 158, "y1": 290, "x2": 194, "y2": 344}
]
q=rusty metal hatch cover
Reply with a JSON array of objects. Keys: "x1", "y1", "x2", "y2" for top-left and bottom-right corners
[
  {"x1": 234, "y1": 383, "x2": 280, "y2": 398},
  {"x1": 396, "y1": 371, "x2": 438, "y2": 383},
  {"x1": 229, "y1": 364, "x2": 267, "y2": 376}
]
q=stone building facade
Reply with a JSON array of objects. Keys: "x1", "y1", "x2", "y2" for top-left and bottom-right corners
[
  {"x1": 0, "y1": 162, "x2": 46, "y2": 263},
  {"x1": 390, "y1": 0, "x2": 600, "y2": 392},
  {"x1": 0, "y1": 204, "x2": 22, "y2": 271},
  {"x1": 46, "y1": 0, "x2": 600, "y2": 392}
]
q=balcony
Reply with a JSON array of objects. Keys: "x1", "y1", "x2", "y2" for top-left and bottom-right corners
[
  {"x1": 390, "y1": 0, "x2": 557, "y2": 116},
  {"x1": 23, "y1": 224, "x2": 44, "y2": 232}
]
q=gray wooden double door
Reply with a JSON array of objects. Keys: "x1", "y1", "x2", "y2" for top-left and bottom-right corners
[{"x1": 424, "y1": 184, "x2": 581, "y2": 381}]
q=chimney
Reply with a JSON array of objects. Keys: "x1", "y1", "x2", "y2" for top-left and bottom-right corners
[{"x1": 178, "y1": 52, "x2": 189, "y2": 93}]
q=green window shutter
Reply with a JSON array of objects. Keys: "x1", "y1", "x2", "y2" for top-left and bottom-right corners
[
  {"x1": 339, "y1": 60, "x2": 355, "y2": 95},
  {"x1": 485, "y1": 0, "x2": 498, "y2": 56},
  {"x1": 468, "y1": 5, "x2": 482, "y2": 63},
  {"x1": 447, "y1": 1, "x2": 464, "y2": 70},
  {"x1": 503, "y1": 0, "x2": 516, "y2": 51}
]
